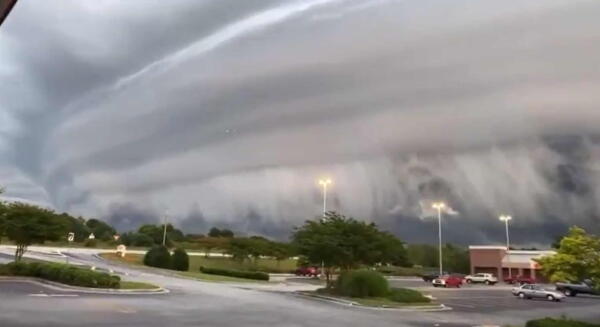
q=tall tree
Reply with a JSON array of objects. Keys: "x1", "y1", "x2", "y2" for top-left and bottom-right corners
[
  {"x1": 536, "y1": 226, "x2": 600, "y2": 288},
  {"x1": 4, "y1": 202, "x2": 67, "y2": 261},
  {"x1": 293, "y1": 211, "x2": 408, "y2": 284}
]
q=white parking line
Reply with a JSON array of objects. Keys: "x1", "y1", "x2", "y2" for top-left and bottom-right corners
[{"x1": 28, "y1": 294, "x2": 79, "y2": 297}]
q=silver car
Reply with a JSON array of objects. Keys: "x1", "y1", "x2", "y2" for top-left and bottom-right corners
[{"x1": 512, "y1": 284, "x2": 565, "y2": 302}]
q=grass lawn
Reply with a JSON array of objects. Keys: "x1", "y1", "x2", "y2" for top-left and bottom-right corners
[
  {"x1": 120, "y1": 281, "x2": 160, "y2": 290},
  {"x1": 100, "y1": 253, "x2": 276, "y2": 283},
  {"x1": 100, "y1": 252, "x2": 297, "y2": 273},
  {"x1": 311, "y1": 288, "x2": 433, "y2": 308},
  {"x1": 347, "y1": 296, "x2": 432, "y2": 308},
  {"x1": 177, "y1": 271, "x2": 267, "y2": 283}
]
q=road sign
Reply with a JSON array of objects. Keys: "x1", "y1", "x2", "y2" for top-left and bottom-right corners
[
  {"x1": 88, "y1": 233, "x2": 95, "y2": 240},
  {"x1": 67, "y1": 232, "x2": 75, "y2": 242}
]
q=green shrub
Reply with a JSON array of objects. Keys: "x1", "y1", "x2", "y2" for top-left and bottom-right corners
[
  {"x1": 388, "y1": 288, "x2": 430, "y2": 303},
  {"x1": 335, "y1": 270, "x2": 389, "y2": 298},
  {"x1": 0, "y1": 262, "x2": 120, "y2": 288},
  {"x1": 143, "y1": 245, "x2": 172, "y2": 269},
  {"x1": 171, "y1": 248, "x2": 189, "y2": 271},
  {"x1": 84, "y1": 239, "x2": 98, "y2": 247},
  {"x1": 199, "y1": 266, "x2": 269, "y2": 281},
  {"x1": 526, "y1": 318, "x2": 600, "y2": 327}
]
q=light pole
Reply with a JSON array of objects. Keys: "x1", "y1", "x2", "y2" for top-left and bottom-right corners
[
  {"x1": 499, "y1": 215, "x2": 512, "y2": 277},
  {"x1": 432, "y1": 202, "x2": 446, "y2": 276},
  {"x1": 318, "y1": 178, "x2": 332, "y2": 216},
  {"x1": 162, "y1": 211, "x2": 169, "y2": 246}
]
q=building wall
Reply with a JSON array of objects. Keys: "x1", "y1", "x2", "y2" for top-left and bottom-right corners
[
  {"x1": 469, "y1": 248, "x2": 505, "y2": 277},
  {"x1": 469, "y1": 247, "x2": 553, "y2": 281}
]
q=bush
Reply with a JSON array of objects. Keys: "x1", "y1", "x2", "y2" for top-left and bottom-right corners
[
  {"x1": 335, "y1": 270, "x2": 389, "y2": 298},
  {"x1": 0, "y1": 262, "x2": 120, "y2": 288},
  {"x1": 171, "y1": 248, "x2": 189, "y2": 271},
  {"x1": 143, "y1": 245, "x2": 171, "y2": 269},
  {"x1": 199, "y1": 266, "x2": 269, "y2": 281},
  {"x1": 84, "y1": 239, "x2": 97, "y2": 247},
  {"x1": 388, "y1": 288, "x2": 430, "y2": 303},
  {"x1": 526, "y1": 318, "x2": 600, "y2": 327}
]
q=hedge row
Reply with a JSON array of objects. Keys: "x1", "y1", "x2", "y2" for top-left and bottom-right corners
[
  {"x1": 0, "y1": 262, "x2": 120, "y2": 288},
  {"x1": 526, "y1": 318, "x2": 600, "y2": 327},
  {"x1": 388, "y1": 287, "x2": 431, "y2": 303},
  {"x1": 199, "y1": 266, "x2": 269, "y2": 281}
]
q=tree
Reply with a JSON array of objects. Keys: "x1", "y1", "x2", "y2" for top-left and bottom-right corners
[
  {"x1": 208, "y1": 227, "x2": 221, "y2": 238},
  {"x1": 171, "y1": 248, "x2": 189, "y2": 271},
  {"x1": 536, "y1": 226, "x2": 600, "y2": 288},
  {"x1": 207, "y1": 227, "x2": 234, "y2": 238},
  {"x1": 58, "y1": 213, "x2": 91, "y2": 242},
  {"x1": 220, "y1": 229, "x2": 234, "y2": 238},
  {"x1": 143, "y1": 245, "x2": 172, "y2": 269},
  {"x1": 292, "y1": 211, "x2": 408, "y2": 285},
  {"x1": 3, "y1": 202, "x2": 67, "y2": 261},
  {"x1": 267, "y1": 242, "x2": 295, "y2": 267},
  {"x1": 193, "y1": 236, "x2": 230, "y2": 257},
  {"x1": 86, "y1": 219, "x2": 116, "y2": 241},
  {"x1": 138, "y1": 223, "x2": 184, "y2": 247}
]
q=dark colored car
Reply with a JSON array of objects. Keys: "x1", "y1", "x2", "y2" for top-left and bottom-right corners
[
  {"x1": 556, "y1": 280, "x2": 600, "y2": 297},
  {"x1": 504, "y1": 275, "x2": 536, "y2": 285},
  {"x1": 421, "y1": 271, "x2": 448, "y2": 282},
  {"x1": 295, "y1": 266, "x2": 320, "y2": 277}
]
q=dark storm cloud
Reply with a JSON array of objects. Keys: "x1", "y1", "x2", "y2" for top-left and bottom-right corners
[{"x1": 2, "y1": 0, "x2": 600, "y2": 244}]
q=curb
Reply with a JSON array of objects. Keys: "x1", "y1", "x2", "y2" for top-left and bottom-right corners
[
  {"x1": 294, "y1": 292, "x2": 451, "y2": 312},
  {"x1": 0, "y1": 277, "x2": 169, "y2": 295}
]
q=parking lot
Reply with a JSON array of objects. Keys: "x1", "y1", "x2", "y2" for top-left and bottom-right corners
[{"x1": 389, "y1": 278, "x2": 600, "y2": 314}]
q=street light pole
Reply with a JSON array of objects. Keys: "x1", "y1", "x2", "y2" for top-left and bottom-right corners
[
  {"x1": 318, "y1": 179, "x2": 332, "y2": 216},
  {"x1": 162, "y1": 211, "x2": 169, "y2": 247},
  {"x1": 432, "y1": 202, "x2": 446, "y2": 276},
  {"x1": 499, "y1": 215, "x2": 512, "y2": 277}
]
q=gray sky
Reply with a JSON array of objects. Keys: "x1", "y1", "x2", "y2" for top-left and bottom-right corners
[{"x1": 2, "y1": 0, "x2": 600, "y2": 245}]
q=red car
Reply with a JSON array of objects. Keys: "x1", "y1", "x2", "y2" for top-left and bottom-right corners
[
  {"x1": 432, "y1": 275, "x2": 462, "y2": 288},
  {"x1": 295, "y1": 266, "x2": 320, "y2": 277},
  {"x1": 504, "y1": 275, "x2": 536, "y2": 285}
]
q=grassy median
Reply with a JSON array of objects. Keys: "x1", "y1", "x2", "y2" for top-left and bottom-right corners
[{"x1": 100, "y1": 253, "x2": 271, "y2": 283}]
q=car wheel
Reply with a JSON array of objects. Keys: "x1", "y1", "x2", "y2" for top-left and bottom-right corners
[
  {"x1": 485, "y1": 280, "x2": 491, "y2": 285},
  {"x1": 547, "y1": 295, "x2": 555, "y2": 302},
  {"x1": 518, "y1": 293, "x2": 526, "y2": 299},
  {"x1": 466, "y1": 279, "x2": 472, "y2": 284},
  {"x1": 564, "y1": 289, "x2": 576, "y2": 297}
]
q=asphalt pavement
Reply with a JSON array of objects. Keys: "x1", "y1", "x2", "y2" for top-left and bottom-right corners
[{"x1": 1, "y1": 247, "x2": 600, "y2": 327}]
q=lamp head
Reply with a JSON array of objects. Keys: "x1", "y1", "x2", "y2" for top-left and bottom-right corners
[
  {"x1": 499, "y1": 215, "x2": 512, "y2": 222},
  {"x1": 432, "y1": 202, "x2": 446, "y2": 210},
  {"x1": 318, "y1": 179, "x2": 332, "y2": 186}
]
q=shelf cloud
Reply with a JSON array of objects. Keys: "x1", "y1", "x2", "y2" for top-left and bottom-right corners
[{"x1": 2, "y1": 0, "x2": 600, "y2": 245}]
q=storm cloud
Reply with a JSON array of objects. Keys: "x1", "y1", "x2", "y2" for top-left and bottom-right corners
[{"x1": 2, "y1": 0, "x2": 600, "y2": 245}]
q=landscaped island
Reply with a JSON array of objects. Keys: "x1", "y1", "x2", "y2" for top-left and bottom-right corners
[{"x1": 0, "y1": 261, "x2": 158, "y2": 290}]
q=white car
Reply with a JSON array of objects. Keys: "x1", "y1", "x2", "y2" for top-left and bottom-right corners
[{"x1": 464, "y1": 273, "x2": 498, "y2": 285}]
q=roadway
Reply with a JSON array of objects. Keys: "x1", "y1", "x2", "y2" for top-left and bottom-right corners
[{"x1": 1, "y1": 247, "x2": 600, "y2": 326}]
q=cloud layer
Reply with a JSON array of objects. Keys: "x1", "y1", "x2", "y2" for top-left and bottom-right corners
[{"x1": 2, "y1": 0, "x2": 600, "y2": 245}]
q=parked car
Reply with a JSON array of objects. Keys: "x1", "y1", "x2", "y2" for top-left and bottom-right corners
[
  {"x1": 422, "y1": 273, "x2": 438, "y2": 282},
  {"x1": 464, "y1": 273, "x2": 498, "y2": 285},
  {"x1": 432, "y1": 275, "x2": 462, "y2": 288},
  {"x1": 294, "y1": 266, "x2": 320, "y2": 277},
  {"x1": 504, "y1": 275, "x2": 536, "y2": 285},
  {"x1": 555, "y1": 280, "x2": 600, "y2": 297},
  {"x1": 512, "y1": 284, "x2": 565, "y2": 302}
]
